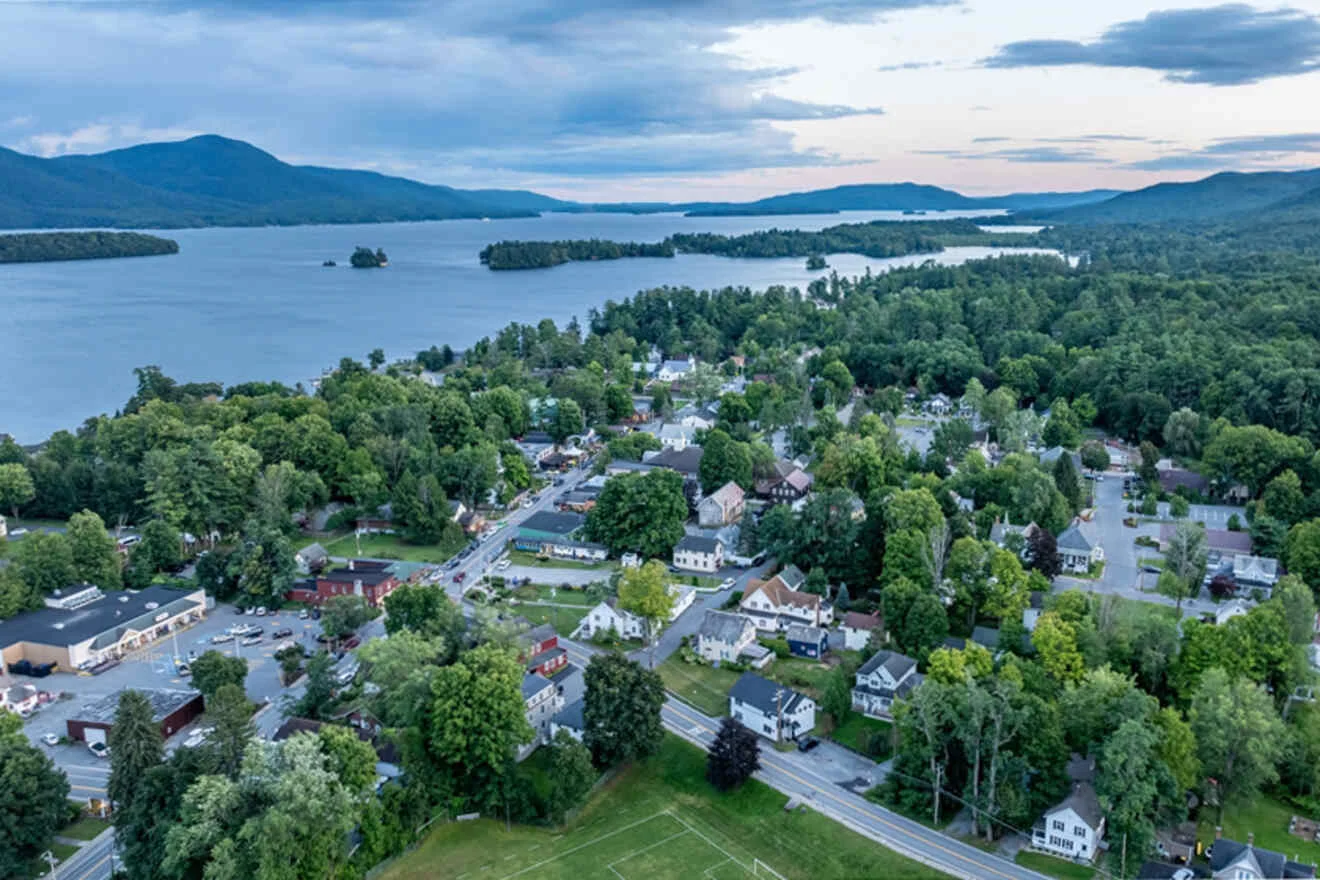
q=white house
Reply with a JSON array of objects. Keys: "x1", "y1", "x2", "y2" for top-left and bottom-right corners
[
  {"x1": 695, "y1": 610, "x2": 758, "y2": 663},
  {"x1": 658, "y1": 423, "x2": 698, "y2": 452},
  {"x1": 578, "y1": 586, "x2": 696, "y2": 640},
  {"x1": 550, "y1": 698, "x2": 584, "y2": 742},
  {"x1": 675, "y1": 403, "x2": 717, "y2": 430},
  {"x1": 840, "y1": 611, "x2": 883, "y2": 651},
  {"x1": 851, "y1": 650, "x2": 922, "y2": 720},
  {"x1": 1233, "y1": 555, "x2": 1280, "y2": 595},
  {"x1": 1032, "y1": 755, "x2": 1105, "y2": 863},
  {"x1": 1, "y1": 683, "x2": 40, "y2": 715},
  {"x1": 1209, "y1": 837, "x2": 1318, "y2": 879},
  {"x1": 1215, "y1": 598, "x2": 1252, "y2": 626},
  {"x1": 1056, "y1": 521, "x2": 1103, "y2": 574},
  {"x1": 698, "y1": 482, "x2": 745, "y2": 528},
  {"x1": 519, "y1": 673, "x2": 564, "y2": 760},
  {"x1": 739, "y1": 572, "x2": 834, "y2": 631},
  {"x1": 728, "y1": 672, "x2": 816, "y2": 743},
  {"x1": 673, "y1": 535, "x2": 723, "y2": 573},
  {"x1": 657, "y1": 358, "x2": 695, "y2": 382},
  {"x1": 1023, "y1": 592, "x2": 1046, "y2": 633}
]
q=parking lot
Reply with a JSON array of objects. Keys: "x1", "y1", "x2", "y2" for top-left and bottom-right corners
[{"x1": 16, "y1": 602, "x2": 326, "y2": 795}]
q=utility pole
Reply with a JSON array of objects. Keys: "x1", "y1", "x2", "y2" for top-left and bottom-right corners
[{"x1": 774, "y1": 687, "x2": 784, "y2": 743}]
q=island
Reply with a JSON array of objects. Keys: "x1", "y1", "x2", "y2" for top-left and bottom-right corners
[
  {"x1": 806, "y1": 254, "x2": 828, "y2": 270},
  {"x1": 350, "y1": 247, "x2": 389, "y2": 268},
  {"x1": 479, "y1": 239, "x2": 675, "y2": 270},
  {"x1": 478, "y1": 219, "x2": 1037, "y2": 270},
  {"x1": 0, "y1": 231, "x2": 179, "y2": 264}
]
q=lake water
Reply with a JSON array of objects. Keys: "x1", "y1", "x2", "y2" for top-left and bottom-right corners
[{"x1": 0, "y1": 210, "x2": 1061, "y2": 442}]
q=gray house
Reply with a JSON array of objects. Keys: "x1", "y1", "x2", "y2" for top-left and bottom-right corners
[
  {"x1": 695, "y1": 610, "x2": 759, "y2": 664},
  {"x1": 1057, "y1": 521, "x2": 1102, "y2": 573},
  {"x1": 851, "y1": 649, "x2": 922, "y2": 720}
]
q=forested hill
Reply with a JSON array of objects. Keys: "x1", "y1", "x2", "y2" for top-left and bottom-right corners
[
  {"x1": 0, "y1": 231, "x2": 179, "y2": 263},
  {"x1": 677, "y1": 184, "x2": 1121, "y2": 216},
  {"x1": 479, "y1": 219, "x2": 1036, "y2": 269},
  {"x1": 0, "y1": 135, "x2": 571, "y2": 229}
]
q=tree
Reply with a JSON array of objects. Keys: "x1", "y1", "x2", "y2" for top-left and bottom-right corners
[
  {"x1": 1095, "y1": 718, "x2": 1183, "y2": 874},
  {"x1": 822, "y1": 658, "x2": 858, "y2": 721},
  {"x1": 706, "y1": 718, "x2": 761, "y2": 792},
  {"x1": 190, "y1": 650, "x2": 247, "y2": 700},
  {"x1": 1032, "y1": 612, "x2": 1084, "y2": 684},
  {"x1": 427, "y1": 643, "x2": 532, "y2": 808},
  {"x1": 585, "y1": 469, "x2": 687, "y2": 558},
  {"x1": 1164, "y1": 521, "x2": 1208, "y2": 590},
  {"x1": 384, "y1": 582, "x2": 464, "y2": 651},
  {"x1": 66, "y1": 509, "x2": 123, "y2": 589},
  {"x1": 0, "y1": 462, "x2": 35, "y2": 519},
  {"x1": 1208, "y1": 573, "x2": 1237, "y2": 599},
  {"x1": 1170, "y1": 495, "x2": 1190, "y2": 518},
  {"x1": 617, "y1": 560, "x2": 675, "y2": 667},
  {"x1": 1138, "y1": 440, "x2": 1160, "y2": 486},
  {"x1": 583, "y1": 653, "x2": 665, "y2": 768},
  {"x1": 834, "y1": 583, "x2": 851, "y2": 611},
  {"x1": 133, "y1": 518, "x2": 181, "y2": 576},
  {"x1": 1262, "y1": 470, "x2": 1305, "y2": 524},
  {"x1": 1190, "y1": 668, "x2": 1285, "y2": 821},
  {"x1": 1152, "y1": 706, "x2": 1201, "y2": 793},
  {"x1": 368, "y1": 347, "x2": 386, "y2": 370},
  {"x1": 550, "y1": 398, "x2": 584, "y2": 446},
  {"x1": 883, "y1": 577, "x2": 949, "y2": 662},
  {"x1": 1042, "y1": 400, "x2": 1081, "y2": 449},
  {"x1": 321, "y1": 594, "x2": 374, "y2": 643},
  {"x1": 603, "y1": 385, "x2": 635, "y2": 423},
  {"x1": 296, "y1": 652, "x2": 337, "y2": 720},
  {"x1": 1025, "y1": 528, "x2": 1061, "y2": 580},
  {"x1": 1079, "y1": 441, "x2": 1110, "y2": 473},
  {"x1": 1051, "y1": 454, "x2": 1082, "y2": 512},
  {"x1": 206, "y1": 683, "x2": 255, "y2": 779},
  {"x1": 1273, "y1": 575, "x2": 1318, "y2": 646},
  {"x1": 1284, "y1": 519, "x2": 1320, "y2": 592},
  {"x1": 1164, "y1": 408, "x2": 1203, "y2": 458},
  {"x1": 318, "y1": 724, "x2": 379, "y2": 793},
  {"x1": 0, "y1": 715, "x2": 73, "y2": 878},
  {"x1": 698, "y1": 429, "x2": 753, "y2": 491},
  {"x1": 545, "y1": 730, "x2": 597, "y2": 822},
  {"x1": 108, "y1": 690, "x2": 164, "y2": 811},
  {"x1": 1156, "y1": 570, "x2": 1194, "y2": 614},
  {"x1": 11, "y1": 530, "x2": 75, "y2": 595}
]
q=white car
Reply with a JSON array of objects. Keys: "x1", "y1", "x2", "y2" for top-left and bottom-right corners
[
  {"x1": 41, "y1": 732, "x2": 59, "y2": 747},
  {"x1": 212, "y1": 633, "x2": 234, "y2": 644},
  {"x1": 240, "y1": 635, "x2": 262, "y2": 646},
  {"x1": 255, "y1": 606, "x2": 268, "y2": 616},
  {"x1": 88, "y1": 741, "x2": 110, "y2": 758},
  {"x1": 183, "y1": 727, "x2": 214, "y2": 749},
  {"x1": 721, "y1": 577, "x2": 736, "y2": 589},
  {"x1": 495, "y1": 559, "x2": 511, "y2": 571}
]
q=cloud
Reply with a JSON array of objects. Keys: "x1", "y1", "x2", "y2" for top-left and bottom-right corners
[
  {"x1": 1126, "y1": 131, "x2": 1320, "y2": 171},
  {"x1": 983, "y1": 4, "x2": 1320, "y2": 86},
  {"x1": 876, "y1": 60, "x2": 943, "y2": 71},
  {"x1": 1203, "y1": 132, "x2": 1320, "y2": 154},
  {"x1": 0, "y1": 0, "x2": 940, "y2": 177},
  {"x1": 916, "y1": 144, "x2": 1111, "y2": 164}
]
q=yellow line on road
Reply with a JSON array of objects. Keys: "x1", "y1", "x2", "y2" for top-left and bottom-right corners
[{"x1": 75, "y1": 853, "x2": 112, "y2": 880}]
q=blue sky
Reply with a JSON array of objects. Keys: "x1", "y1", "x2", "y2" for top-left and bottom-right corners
[{"x1": 2, "y1": 0, "x2": 1319, "y2": 200}]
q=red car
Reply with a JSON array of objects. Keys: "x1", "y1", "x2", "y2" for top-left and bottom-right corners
[
  {"x1": 454, "y1": 571, "x2": 467, "y2": 583},
  {"x1": 343, "y1": 636, "x2": 361, "y2": 650}
]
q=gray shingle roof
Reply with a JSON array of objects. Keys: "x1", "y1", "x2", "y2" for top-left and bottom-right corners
[
  {"x1": 785, "y1": 624, "x2": 828, "y2": 644},
  {"x1": 72, "y1": 688, "x2": 201, "y2": 725},
  {"x1": 858, "y1": 649, "x2": 917, "y2": 681},
  {"x1": 1056, "y1": 522, "x2": 1093, "y2": 552},
  {"x1": 698, "y1": 610, "x2": 753, "y2": 645},
  {"x1": 520, "y1": 511, "x2": 585, "y2": 536},
  {"x1": 778, "y1": 565, "x2": 806, "y2": 590},
  {"x1": 729, "y1": 671, "x2": 808, "y2": 715},
  {"x1": 676, "y1": 535, "x2": 720, "y2": 554},
  {"x1": 521, "y1": 673, "x2": 554, "y2": 701},
  {"x1": 1048, "y1": 781, "x2": 1104, "y2": 830},
  {"x1": 1210, "y1": 838, "x2": 1315, "y2": 878},
  {"x1": 553, "y1": 698, "x2": 584, "y2": 732}
]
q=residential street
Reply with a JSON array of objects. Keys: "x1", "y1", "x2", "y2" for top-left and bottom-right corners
[
  {"x1": 555, "y1": 638, "x2": 1047, "y2": 880},
  {"x1": 629, "y1": 560, "x2": 774, "y2": 668}
]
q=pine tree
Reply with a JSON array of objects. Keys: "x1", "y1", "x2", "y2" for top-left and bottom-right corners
[
  {"x1": 706, "y1": 718, "x2": 761, "y2": 792},
  {"x1": 108, "y1": 690, "x2": 164, "y2": 811}
]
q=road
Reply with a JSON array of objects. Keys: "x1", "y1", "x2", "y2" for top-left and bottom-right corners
[
  {"x1": 54, "y1": 826, "x2": 117, "y2": 880},
  {"x1": 554, "y1": 639, "x2": 1047, "y2": 880},
  {"x1": 629, "y1": 560, "x2": 773, "y2": 668}
]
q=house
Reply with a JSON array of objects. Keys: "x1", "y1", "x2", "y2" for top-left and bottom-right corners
[
  {"x1": 1208, "y1": 836, "x2": 1316, "y2": 879},
  {"x1": 675, "y1": 403, "x2": 718, "y2": 430},
  {"x1": 515, "y1": 511, "x2": 586, "y2": 552},
  {"x1": 673, "y1": 535, "x2": 724, "y2": 573},
  {"x1": 1159, "y1": 467, "x2": 1211, "y2": 496},
  {"x1": 644, "y1": 446, "x2": 704, "y2": 479},
  {"x1": 1032, "y1": 754, "x2": 1105, "y2": 863},
  {"x1": 67, "y1": 688, "x2": 204, "y2": 745},
  {"x1": 457, "y1": 509, "x2": 487, "y2": 536},
  {"x1": 1153, "y1": 822, "x2": 1198, "y2": 866},
  {"x1": 694, "y1": 610, "x2": 758, "y2": 663},
  {"x1": 777, "y1": 564, "x2": 807, "y2": 591},
  {"x1": 841, "y1": 611, "x2": 882, "y2": 651},
  {"x1": 0, "y1": 584, "x2": 207, "y2": 672},
  {"x1": 990, "y1": 520, "x2": 1040, "y2": 550},
  {"x1": 925, "y1": 393, "x2": 952, "y2": 415},
  {"x1": 2, "y1": 683, "x2": 39, "y2": 714},
  {"x1": 541, "y1": 539, "x2": 610, "y2": 564},
  {"x1": 517, "y1": 623, "x2": 568, "y2": 678},
  {"x1": 520, "y1": 673, "x2": 564, "y2": 760},
  {"x1": 728, "y1": 672, "x2": 816, "y2": 743},
  {"x1": 658, "y1": 423, "x2": 698, "y2": 451},
  {"x1": 1039, "y1": 446, "x2": 1083, "y2": 472},
  {"x1": 1023, "y1": 592, "x2": 1046, "y2": 633},
  {"x1": 295, "y1": 543, "x2": 329, "y2": 574},
  {"x1": 698, "y1": 482, "x2": 746, "y2": 528},
  {"x1": 1233, "y1": 555, "x2": 1280, "y2": 594},
  {"x1": 1215, "y1": 598, "x2": 1252, "y2": 626},
  {"x1": 851, "y1": 649, "x2": 922, "y2": 719},
  {"x1": 1160, "y1": 524, "x2": 1252, "y2": 559},
  {"x1": 755, "y1": 461, "x2": 813, "y2": 504},
  {"x1": 739, "y1": 573, "x2": 834, "y2": 631},
  {"x1": 355, "y1": 502, "x2": 396, "y2": 534},
  {"x1": 657, "y1": 358, "x2": 695, "y2": 383},
  {"x1": 578, "y1": 586, "x2": 696, "y2": 640},
  {"x1": 287, "y1": 559, "x2": 422, "y2": 608},
  {"x1": 1057, "y1": 520, "x2": 1103, "y2": 574},
  {"x1": 786, "y1": 624, "x2": 829, "y2": 659},
  {"x1": 550, "y1": 698, "x2": 584, "y2": 742}
]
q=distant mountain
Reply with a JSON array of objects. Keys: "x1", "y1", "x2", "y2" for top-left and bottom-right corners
[
  {"x1": 0, "y1": 133, "x2": 1123, "y2": 230},
  {"x1": 1038, "y1": 168, "x2": 1320, "y2": 225},
  {"x1": 0, "y1": 135, "x2": 557, "y2": 228}
]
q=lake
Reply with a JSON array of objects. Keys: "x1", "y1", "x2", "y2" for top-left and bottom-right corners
[{"x1": 0, "y1": 210, "x2": 1061, "y2": 442}]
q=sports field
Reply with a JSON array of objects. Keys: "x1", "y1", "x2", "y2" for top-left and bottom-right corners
[{"x1": 378, "y1": 736, "x2": 948, "y2": 880}]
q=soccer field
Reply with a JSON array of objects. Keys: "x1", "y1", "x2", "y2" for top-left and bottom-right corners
[{"x1": 461, "y1": 810, "x2": 779, "y2": 880}]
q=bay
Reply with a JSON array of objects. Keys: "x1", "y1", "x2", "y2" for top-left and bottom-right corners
[{"x1": 0, "y1": 209, "x2": 1059, "y2": 442}]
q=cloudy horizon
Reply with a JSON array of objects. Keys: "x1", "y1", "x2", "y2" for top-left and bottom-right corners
[{"x1": 2, "y1": 0, "x2": 1319, "y2": 201}]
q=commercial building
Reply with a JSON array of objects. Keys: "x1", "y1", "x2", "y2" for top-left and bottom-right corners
[
  {"x1": 66, "y1": 688, "x2": 204, "y2": 744},
  {"x1": 0, "y1": 584, "x2": 207, "y2": 672}
]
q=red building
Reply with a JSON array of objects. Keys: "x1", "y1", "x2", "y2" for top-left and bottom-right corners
[
  {"x1": 287, "y1": 559, "x2": 405, "y2": 608},
  {"x1": 67, "y1": 688, "x2": 204, "y2": 745},
  {"x1": 518, "y1": 623, "x2": 568, "y2": 678}
]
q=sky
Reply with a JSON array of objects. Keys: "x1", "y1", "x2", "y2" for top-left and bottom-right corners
[{"x1": 2, "y1": 0, "x2": 1319, "y2": 201}]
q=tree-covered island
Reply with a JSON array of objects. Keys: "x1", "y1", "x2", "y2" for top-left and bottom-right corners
[{"x1": 0, "y1": 231, "x2": 179, "y2": 263}]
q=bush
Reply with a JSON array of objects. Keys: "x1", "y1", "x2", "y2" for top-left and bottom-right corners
[
  {"x1": 1140, "y1": 494, "x2": 1158, "y2": 516},
  {"x1": 1227, "y1": 513, "x2": 1243, "y2": 531},
  {"x1": 1170, "y1": 495, "x2": 1190, "y2": 518},
  {"x1": 762, "y1": 637, "x2": 792, "y2": 659}
]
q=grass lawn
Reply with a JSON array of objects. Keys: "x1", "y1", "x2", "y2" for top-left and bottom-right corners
[
  {"x1": 27, "y1": 842, "x2": 79, "y2": 878},
  {"x1": 1198, "y1": 795, "x2": 1320, "y2": 867},
  {"x1": 828, "y1": 713, "x2": 892, "y2": 757},
  {"x1": 378, "y1": 736, "x2": 948, "y2": 880},
  {"x1": 1014, "y1": 851, "x2": 1095, "y2": 880},
  {"x1": 512, "y1": 583, "x2": 596, "y2": 605},
  {"x1": 508, "y1": 550, "x2": 615, "y2": 571},
  {"x1": 502, "y1": 603, "x2": 590, "y2": 636},
  {"x1": 670, "y1": 573, "x2": 724, "y2": 590},
  {"x1": 320, "y1": 531, "x2": 466, "y2": 564},
  {"x1": 766, "y1": 657, "x2": 835, "y2": 701},
  {"x1": 658, "y1": 657, "x2": 741, "y2": 716},
  {"x1": 59, "y1": 815, "x2": 111, "y2": 840}
]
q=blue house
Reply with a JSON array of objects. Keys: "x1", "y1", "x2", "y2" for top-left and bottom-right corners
[{"x1": 785, "y1": 624, "x2": 829, "y2": 660}]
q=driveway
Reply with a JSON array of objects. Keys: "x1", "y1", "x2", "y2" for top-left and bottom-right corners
[{"x1": 630, "y1": 560, "x2": 774, "y2": 668}]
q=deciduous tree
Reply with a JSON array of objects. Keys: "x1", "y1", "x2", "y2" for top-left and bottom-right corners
[{"x1": 583, "y1": 653, "x2": 665, "y2": 768}]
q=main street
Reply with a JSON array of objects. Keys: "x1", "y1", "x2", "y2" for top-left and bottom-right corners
[{"x1": 555, "y1": 639, "x2": 1048, "y2": 880}]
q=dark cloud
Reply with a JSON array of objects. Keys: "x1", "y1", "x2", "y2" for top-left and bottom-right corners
[
  {"x1": 983, "y1": 4, "x2": 1320, "y2": 86},
  {"x1": 0, "y1": 0, "x2": 940, "y2": 178},
  {"x1": 1126, "y1": 131, "x2": 1320, "y2": 171}
]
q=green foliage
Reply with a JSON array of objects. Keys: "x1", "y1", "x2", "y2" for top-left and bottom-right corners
[
  {"x1": 706, "y1": 717, "x2": 761, "y2": 791},
  {"x1": 190, "y1": 650, "x2": 248, "y2": 700},
  {"x1": 0, "y1": 462, "x2": 35, "y2": 518},
  {"x1": 109, "y1": 690, "x2": 165, "y2": 810},
  {"x1": 1079, "y1": 441, "x2": 1110, "y2": 472},
  {"x1": 11, "y1": 530, "x2": 75, "y2": 595},
  {"x1": 585, "y1": 469, "x2": 687, "y2": 558},
  {"x1": 0, "y1": 712, "x2": 73, "y2": 877},
  {"x1": 0, "y1": 231, "x2": 178, "y2": 263},
  {"x1": 583, "y1": 653, "x2": 665, "y2": 768},
  {"x1": 544, "y1": 730, "x2": 598, "y2": 822},
  {"x1": 480, "y1": 239, "x2": 675, "y2": 269},
  {"x1": 320, "y1": 593, "x2": 374, "y2": 640},
  {"x1": 698, "y1": 428, "x2": 753, "y2": 491},
  {"x1": 1190, "y1": 668, "x2": 1285, "y2": 820},
  {"x1": 350, "y1": 246, "x2": 387, "y2": 268}
]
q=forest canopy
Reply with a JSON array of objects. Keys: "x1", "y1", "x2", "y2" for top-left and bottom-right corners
[{"x1": 0, "y1": 231, "x2": 179, "y2": 263}]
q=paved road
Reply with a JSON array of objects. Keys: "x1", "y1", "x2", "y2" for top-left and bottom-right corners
[
  {"x1": 554, "y1": 639, "x2": 1046, "y2": 880},
  {"x1": 629, "y1": 561, "x2": 773, "y2": 669},
  {"x1": 54, "y1": 826, "x2": 117, "y2": 880}
]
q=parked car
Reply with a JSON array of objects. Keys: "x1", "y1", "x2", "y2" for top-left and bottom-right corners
[
  {"x1": 343, "y1": 636, "x2": 361, "y2": 650},
  {"x1": 273, "y1": 627, "x2": 293, "y2": 639},
  {"x1": 240, "y1": 635, "x2": 262, "y2": 646},
  {"x1": 212, "y1": 633, "x2": 234, "y2": 644},
  {"x1": 1142, "y1": 565, "x2": 1162, "y2": 574},
  {"x1": 88, "y1": 741, "x2": 110, "y2": 758},
  {"x1": 245, "y1": 607, "x2": 256, "y2": 616},
  {"x1": 298, "y1": 609, "x2": 309, "y2": 619},
  {"x1": 255, "y1": 606, "x2": 268, "y2": 616},
  {"x1": 454, "y1": 571, "x2": 467, "y2": 583},
  {"x1": 41, "y1": 732, "x2": 59, "y2": 747},
  {"x1": 796, "y1": 737, "x2": 821, "y2": 753},
  {"x1": 176, "y1": 663, "x2": 191, "y2": 677},
  {"x1": 721, "y1": 577, "x2": 736, "y2": 589},
  {"x1": 495, "y1": 559, "x2": 511, "y2": 571}
]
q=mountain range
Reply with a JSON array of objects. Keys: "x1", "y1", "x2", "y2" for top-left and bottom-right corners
[{"x1": 1, "y1": 133, "x2": 1318, "y2": 230}]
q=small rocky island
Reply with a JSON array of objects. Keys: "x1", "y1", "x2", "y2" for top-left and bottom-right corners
[
  {"x1": 806, "y1": 254, "x2": 827, "y2": 270},
  {"x1": 350, "y1": 247, "x2": 389, "y2": 268}
]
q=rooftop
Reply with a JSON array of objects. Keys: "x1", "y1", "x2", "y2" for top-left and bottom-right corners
[
  {"x1": 858, "y1": 649, "x2": 917, "y2": 681},
  {"x1": 785, "y1": 624, "x2": 828, "y2": 643},
  {"x1": 676, "y1": 534, "x2": 721, "y2": 554},
  {"x1": 842, "y1": 611, "x2": 882, "y2": 631},
  {"x1": 553, "y1": 698, "x2": 585, "y2": 732},
  {"x1": 521, "y1": 672, "x2": 555, "y2": 701},
  {"x1": 0, "y1": 584, "x2": 204, "y2": 652},
  {"x1": 72, "y1": 687, "x2": 201, "y2": 725},
  {"x1": 646, "y1": 446, "x2": 705, "y2": 475},
  {"x1": 729, "y1": 671, "x2": 809, "y2": 716},
  {"x1": 520, "y1": 511, "x2": 586, "y2": 536},
  {"x1": 698, "y1": 610, "x2": 754, "y2": 644}
]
